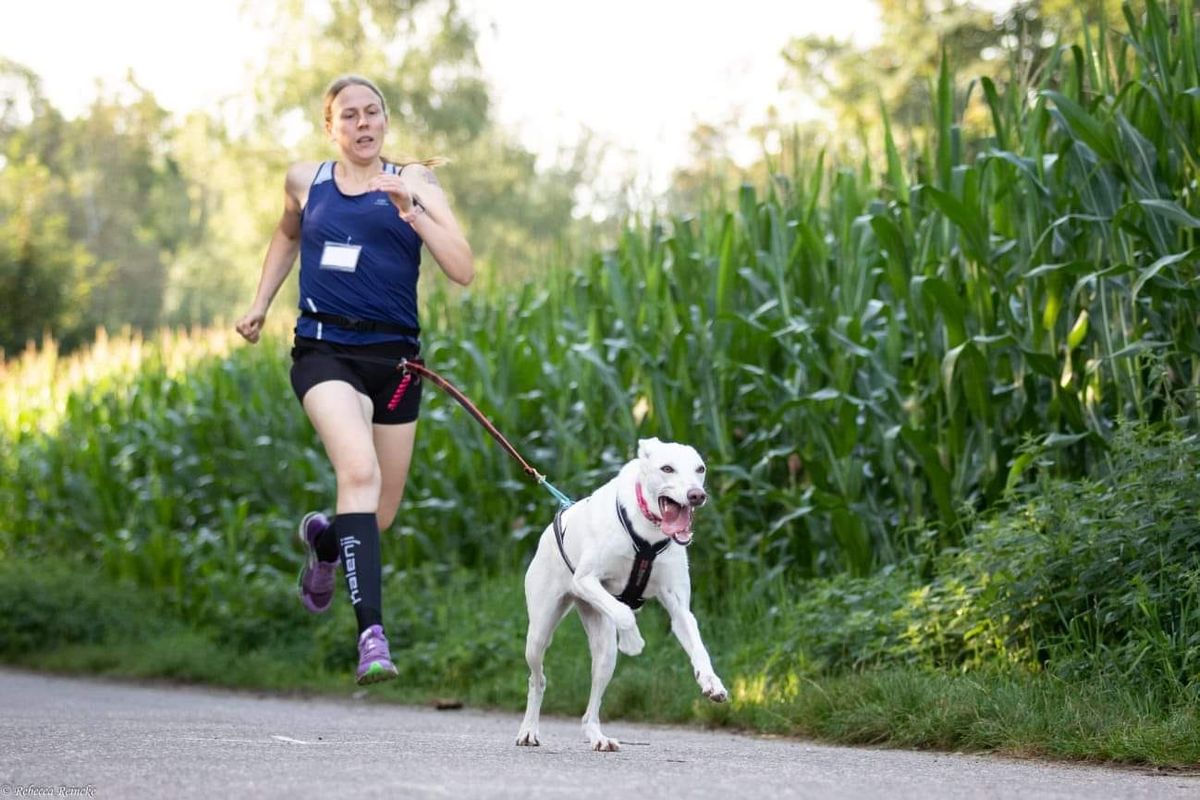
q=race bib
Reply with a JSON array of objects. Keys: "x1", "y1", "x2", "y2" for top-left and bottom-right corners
[{"x1": 320, "y1": 242, "x2": 362, "y2": 272}]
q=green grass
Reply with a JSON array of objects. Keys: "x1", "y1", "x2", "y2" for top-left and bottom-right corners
[
  {"x1": 4, "y1": 558, "x2": 1198, "y2": 767},
  {"x1": 725, "y1": 668, "x2": 1200, "y2": 765},
  {"x1": 7, "y1": 413, "x2": 1197, "y2": 766}
]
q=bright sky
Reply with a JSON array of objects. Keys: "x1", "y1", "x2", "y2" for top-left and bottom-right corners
[{"x1": 1, "y1": 0, "x2": 885, "y2": 192}]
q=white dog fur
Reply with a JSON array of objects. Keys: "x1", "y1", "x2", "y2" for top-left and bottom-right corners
[{"x1": 515, "y1": 437, "x2": 728, "y2": 751}]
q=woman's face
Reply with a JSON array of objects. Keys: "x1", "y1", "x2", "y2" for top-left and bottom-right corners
[{"x1": 327, "y1": 84, "x2": 388, "y2": 162}]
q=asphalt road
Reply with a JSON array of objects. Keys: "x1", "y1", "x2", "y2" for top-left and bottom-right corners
[{"x1": 0, "y1": 667, "x2": 1194, "y2": 799}]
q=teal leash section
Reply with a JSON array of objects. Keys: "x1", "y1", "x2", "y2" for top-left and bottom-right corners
[{"x1": 535, "y1": 475, "x2": 575, "y2": 509}]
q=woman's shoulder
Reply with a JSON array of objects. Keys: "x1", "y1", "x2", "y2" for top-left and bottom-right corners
[
  {"x1": 285, "y1": 161, "x2": 324, "y2": 189},
  {"x1": 282, "y1": 161, "x2": 327, "y2": 209},
  {"x1": 280, "y1": 159, "x2": 319, "y2": 179},
  {"x1": 398, "y1": 161, "x2": 445, "y2": 198}
]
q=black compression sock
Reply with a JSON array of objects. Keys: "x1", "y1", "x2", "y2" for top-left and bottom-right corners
[
  {"x1": 314, "y1": 520, "x2": 340, "y2": 563},
  {"x1": 334, "y1": 512, "x2": 383, "y2": 634}
]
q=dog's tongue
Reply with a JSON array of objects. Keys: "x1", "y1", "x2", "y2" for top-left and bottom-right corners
[{"x1": 660, "y1": 501, "x2": 692, "y2": 540}]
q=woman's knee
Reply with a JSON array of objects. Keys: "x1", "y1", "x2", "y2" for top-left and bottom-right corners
[{"x1": 336, "y1": 458, "x2": 382, "y2": 499}]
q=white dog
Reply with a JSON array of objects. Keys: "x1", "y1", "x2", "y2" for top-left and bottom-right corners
[{"x1": 515, "y1": 437, "x2": 728, "y2": 752}]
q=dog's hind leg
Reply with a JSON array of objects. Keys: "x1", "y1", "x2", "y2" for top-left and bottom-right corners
[
  {"x1": 577, "y1": 603, "x2": 621, "y2": 752},
  {"x1": 516, "y1": 591, "x2": 571, "y2": 747}
]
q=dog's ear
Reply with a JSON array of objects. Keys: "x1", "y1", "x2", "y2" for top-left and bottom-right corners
[{"x1": 637, "y1": 437, "x2": 662, "y2": 461}]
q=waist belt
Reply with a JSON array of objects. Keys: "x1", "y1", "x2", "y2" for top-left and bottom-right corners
[{"x1": 301, "y1": 310, "x2": 420, "y2": 337}]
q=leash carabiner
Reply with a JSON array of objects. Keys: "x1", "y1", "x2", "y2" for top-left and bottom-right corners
[{"x1": 534, "y1": 473, "x2": 575, "y2": 510}]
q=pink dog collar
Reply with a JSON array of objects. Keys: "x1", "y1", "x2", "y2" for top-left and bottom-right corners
[{"x1": 635, "y1": 482, "x2": 662, "y2": 525}]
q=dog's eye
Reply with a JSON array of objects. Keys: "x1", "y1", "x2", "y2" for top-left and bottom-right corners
[
  {"x1": 661, "y1": 465, "x2": 675, "y2": 473},
  {"x1": 696, "y1": 466, "x2": 706, "y2": 474}
]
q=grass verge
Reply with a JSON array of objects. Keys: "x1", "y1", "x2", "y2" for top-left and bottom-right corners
[{"x1": 2, "y1": 559, "x2": 1197, "y2": 768}]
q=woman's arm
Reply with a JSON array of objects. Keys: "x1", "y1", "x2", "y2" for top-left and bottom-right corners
[
  {"x1": 236, "y1": 163, "x2": 316, "y2": 343},
  {"x1": 368, "y1": 165, "x2": 475, "y2": 286}
]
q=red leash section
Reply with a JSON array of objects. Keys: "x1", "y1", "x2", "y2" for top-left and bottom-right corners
[
  {"x1": 382, "y1": 356, "x2": 574, "y2": 508},
  {"x1": 385, "y1": 357, "x2": 535, "y2": 477}
]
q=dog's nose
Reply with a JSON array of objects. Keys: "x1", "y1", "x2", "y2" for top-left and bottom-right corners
[{"x1": 687, "y1": 488, "x2": 707, "y2": 506}]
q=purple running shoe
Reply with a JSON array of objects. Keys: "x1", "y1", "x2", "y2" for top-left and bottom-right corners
[
  {"x1": 356, "y1": 625, "x2": 399, "y2": 685},
  {"x1": 297, "y1": 511, "x2": 337, "y2": 614}
]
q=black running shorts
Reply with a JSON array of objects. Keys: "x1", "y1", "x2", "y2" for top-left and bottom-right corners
[{"x1": 289, "y1": 336, "x2": 423, "y2": 424}]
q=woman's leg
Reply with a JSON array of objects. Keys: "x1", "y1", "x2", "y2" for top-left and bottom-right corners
[
  {"x1": 302, "y1": 380, "x2": 380, "y2": 514},
  {"x1": 373, "y1": 420, "x2": 418, "y2": 531},
  {"x1": 302, "y1": 380, "x2": 396, "y2": 681}
]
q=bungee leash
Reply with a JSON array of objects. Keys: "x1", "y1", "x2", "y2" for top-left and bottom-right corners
[{"x1": 392, "y1": 357, "x2": 574, "y2": 509}]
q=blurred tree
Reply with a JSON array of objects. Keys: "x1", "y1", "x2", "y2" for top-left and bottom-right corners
[
  {"x1": 779, "y1": 0, "x2": 1138, "y2": 151},
  {"x1": 0, "y1": 154, "x2": 91, "y2": 355},
  {"x1": 665, "y1": 109, "x2": 833, "y2": 212},
  {"x1": 664, "y1": 0, "x2": 1140, "y2": 205},
  {"x1": 162, "y1": 111, "x2": 291, "y2": 326},
  {"x1": 61, "y1": 84, "x2": 199, "y2": 332},
  {"x1": 665, "y1": 117, "x2": 743, "y2": 212},
  {"x1": 1, "y1": 60, "x2": 203, "y2": 347},
  {"x1": 0, "y1": 64, "x2": 88, "y2": 352},
  {"x1": 781, "y1": 0, "x2": 1002, "y2": 154}
]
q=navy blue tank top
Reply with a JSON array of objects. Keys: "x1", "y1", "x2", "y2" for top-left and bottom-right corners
[{"x1": 295, "y1": 161, "x2": 422, "y2": 345}]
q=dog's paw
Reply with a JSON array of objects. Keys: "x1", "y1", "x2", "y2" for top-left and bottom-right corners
[
  {"x1": 590, "y1": 735, "x2": 621, "y2": 752},
  {"x1": 613, "y1": 605, "x2": 638, "y2": 632},
  {"x1": 697, "y1": 672, "x2": 729, "y2": 703},
  {"x1": 515, "y1": 728, "x2": 540, "y2": 747},
  {"x1": 616, "y1": 628, "x2": 645, "y2": 656}
]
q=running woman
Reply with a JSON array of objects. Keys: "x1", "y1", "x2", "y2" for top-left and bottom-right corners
[{"x1": 235, "y1": 74, "x2": 474, "y2": 684}]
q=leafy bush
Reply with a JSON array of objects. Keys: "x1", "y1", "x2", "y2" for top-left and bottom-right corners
[
  {"x1": 953, "y1": 422, "x2": 1200, "y2": 685},
  {"x1": 0, "y1": 559, "x2": 165, "y2": 657},
  {"x1": 761, "y1": 420, "x2": 1200, "y2": 693}
]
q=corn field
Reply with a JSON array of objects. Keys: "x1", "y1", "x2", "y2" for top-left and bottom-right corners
[{"x1": 1, "y1": 1, "x2": 1197, "y2": 624}]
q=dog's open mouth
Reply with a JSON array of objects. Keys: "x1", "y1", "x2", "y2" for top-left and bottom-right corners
[{"x1": 659, "y1": 497, "x2": 693, "y2": 545}]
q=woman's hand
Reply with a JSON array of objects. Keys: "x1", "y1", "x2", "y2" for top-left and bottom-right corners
[
  {"x1": 366, "y1": 173, "x2": 418, "y2": 218},
  {"x1": 370, "y1": 164, "x2": 474, "y2": 285},
  {"x1": 235, "y1": 308, "x2": 267, "y2": 344}
]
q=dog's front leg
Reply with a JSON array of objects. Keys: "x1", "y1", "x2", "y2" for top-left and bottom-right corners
[
  {"x1": 658, "y1": 585, "x2": 728, "y2": 702},
  {"x1": 572, "y1": 573, "x2": 644, "y2": 656}
]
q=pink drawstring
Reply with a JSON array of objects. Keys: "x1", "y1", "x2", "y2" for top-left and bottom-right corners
[{"x1": 387, "y1": 372, "x2": 414, "y2": 411}]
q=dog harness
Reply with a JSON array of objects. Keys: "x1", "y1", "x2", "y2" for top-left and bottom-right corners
[{"x1": 553, "y1": 496, "x2": 672, "y2": 610}]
